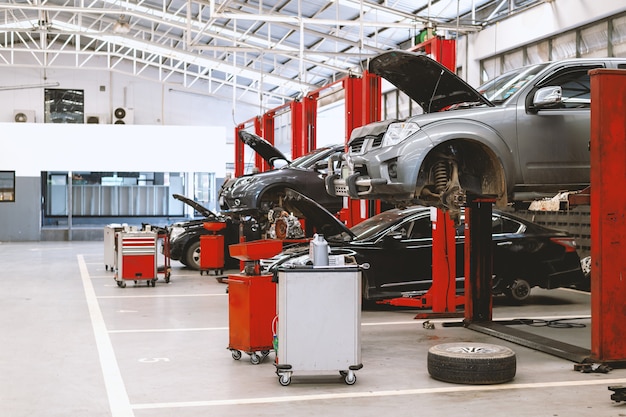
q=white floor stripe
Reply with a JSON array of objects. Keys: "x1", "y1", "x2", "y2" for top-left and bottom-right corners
[
  {"x1": 78, "y1": 255, "x2": 134, "y2": 417},
  {"x1": 109, "y1": 327, "x2": 228, "y2": 334},
  {"x1": 131, "y1": 377, "x2": 626, "y2": 410},
  {"x1": 97, "y1": 293, "x2": 227, "y2": 299}
]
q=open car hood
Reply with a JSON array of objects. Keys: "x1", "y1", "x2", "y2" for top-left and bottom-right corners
[
  {"x1": 238, "y1": 130, "x2": 290, "y2": 169},
  {"x1": 172, "y1": 193, "x2": 217, "y2": 218},
  {"x1": 281, "y1": 189, "x2": 355, "y2": 240},
  {"x1": 369, "y1": 50, "x2": 494, "y2": 113}
]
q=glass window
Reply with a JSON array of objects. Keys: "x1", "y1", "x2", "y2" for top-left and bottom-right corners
[
  {"x1": 611, "y1": 15, "x2": 626, "y2": 57},
  {"x1": 44, "y1": 89, "x2": 85, "y2": 123},
  {"x1": 579, "y1": 22, "x2": 608, "y2": 57},
  {"x1": 0, "y1": 171, "x2": 15, "y2": 202},
  {"x1": 540, "y1": 68, "x2": 596, "y2": 109},
  {"x1": 502, "y1": 49, "x2": 524, "y2": 73},
  {"x1": 525, "y1": 41, "x2": 550, "y2": 64},
  {"x1": 551, "y1": 32, "x2": 577, "y2": 60},
  {"x1": 492, "y1": 215, "x2": 523, "y2": 234}
]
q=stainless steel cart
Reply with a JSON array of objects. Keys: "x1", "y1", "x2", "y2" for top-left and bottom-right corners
[{"x1": 274, "y1": 265, "x2": 362, "y2": 386}]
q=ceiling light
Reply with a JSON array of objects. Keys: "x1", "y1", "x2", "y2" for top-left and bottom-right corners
[{"x1": 113, "y1": 15, "x2": 131, "y2": 35}]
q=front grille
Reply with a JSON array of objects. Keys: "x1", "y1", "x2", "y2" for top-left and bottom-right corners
[
  {"x1": 371, "y1": 133, "x2": 384, "y2": 149},
  {"x1": 349, "y1": 137, "x2": 365, "y2": 154}
]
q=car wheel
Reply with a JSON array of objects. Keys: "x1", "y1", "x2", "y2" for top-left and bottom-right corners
[
  {"x1": 185, "y1": 240, "x2": 201, "y2": 270},
  {"x1": 506, "y1": 278, "x2": 531, "y2": 302},
  {"x1": 427, "y1": 342, "x2": 516, "y2": 385}
]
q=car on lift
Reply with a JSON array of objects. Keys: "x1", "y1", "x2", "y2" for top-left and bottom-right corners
[
  {"x1": 262, "y1": 190, "x2": 585, "y2": 303},
  {"x1": 167, "y1": 194, "x2": 261, "y2": 270},
  {"x1": 219, "y1": 130, "x2": 344, "y2": 233},
  {"x1": 327, "y1": 51, "x2": 626, "y2": 213}
]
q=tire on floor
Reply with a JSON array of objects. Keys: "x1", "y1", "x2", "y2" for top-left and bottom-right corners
[{"x1": 427, "y1": 342, "x2": 516, "y2": 385}]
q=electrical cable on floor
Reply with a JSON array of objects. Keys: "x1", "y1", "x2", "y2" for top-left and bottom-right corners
[{"x1": 513, "y1": 317, "x2": 589, "y2": 328}]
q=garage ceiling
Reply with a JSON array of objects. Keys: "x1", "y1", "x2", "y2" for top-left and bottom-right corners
[{"x1": 0, "y1": 0, "x2": 544, "y2": 106}]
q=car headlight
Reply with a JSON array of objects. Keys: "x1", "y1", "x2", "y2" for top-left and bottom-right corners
[{"x1": 382, "y1": 122, "x2": 420, "y2": 147}]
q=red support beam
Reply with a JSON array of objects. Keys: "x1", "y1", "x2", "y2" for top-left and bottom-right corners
[
  {"x1": 589, "y1": 69, "x2": 626, "y2": 364},
  {"x1": 342, "y1": 70, "x2": 381, "y2": 227},
  {"x1": 234, "y1": 124, "x2": 246, "y2": 178}
]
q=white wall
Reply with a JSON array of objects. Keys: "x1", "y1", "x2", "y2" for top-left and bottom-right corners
[
  {"x1": 0, "y1": 123, "x2": 228, "y2": 177},
  {"x1": 464, "y1": 0, "x2": 626, "y2": 86}
]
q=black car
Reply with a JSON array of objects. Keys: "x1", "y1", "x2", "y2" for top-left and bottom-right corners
[
  {"x1": 262, "y1": 190, "x2": 585, "y2": 302},
  {"x1": 167, "y1": 194, "x2": 261, "y2": 270},
  {"x1": 219, "y1": 131, "x2": 344, "y2": 232}
]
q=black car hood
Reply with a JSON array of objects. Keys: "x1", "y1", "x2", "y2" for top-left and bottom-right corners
[
  {"x1": 281, "y1": 189, "x2": 355, "y2": 240},
  {"x1": 172, "y1": 193, "x2": 217, "y2": 218},
  {"x1": 369, "y1": 50, "x2": 494, "y2": 113},
  {"x1": 238, "y1": 130, "x2": 290, "y2": 169}
]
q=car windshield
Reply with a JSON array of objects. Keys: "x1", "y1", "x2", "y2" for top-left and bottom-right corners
[
  {"x1": 289, "y1": 146, "x2": 336, "y2": 169},
  {"x1": 478, "y1": 63, "x2": 548, "y2": 104},
  {"x1": 350, "y1": 209, "x2": 421, "y2": 240}
]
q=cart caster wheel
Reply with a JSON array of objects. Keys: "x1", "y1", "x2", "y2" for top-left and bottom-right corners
[
  {"x1": 151, "y1": 280, "x2": 156, "y2": 287},
  {"x1": 117, "y1": 281, "x2": 126, "y2": 288},
  {"x1": 231, "y1": 350, "x2": 242, "y2": 360},
  {"x1": 165, "y1": 273, "x2": 171, "y2": 283},
  {"x1": 250, "y1": 353, "x2": 261, "y2": 365},
  {"x1": 278, "y1": 374, "x2": 291, "y2": 386},
  {"x1": 344, "y1": 371, "x2": 357, "y2": 385}
]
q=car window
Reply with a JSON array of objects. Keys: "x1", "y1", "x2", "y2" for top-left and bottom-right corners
[
  {"x1": 492, "y1": 215, "x2": 523, "y2": 234},
  {"x1": 537, "y1": 66, "x2": 602, "y2": 109},
  {"x1": 407, "y1": 216, "x2": 432, "y2": 239}
]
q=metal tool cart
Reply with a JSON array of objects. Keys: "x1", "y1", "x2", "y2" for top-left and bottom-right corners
[
  {"x1": 155, "y1": 228, "x2": 172, "y2": 283},
  {"x1": 114, "y1": 230, "x2": 158, "y2": 288},
  {"x1": 103, "y1": 224, "x2": 125, "y2": 271},
  {"x1": 199, "y1": 222, "x2": 227, "y2": 275},
  {"x1": 274, "y1": 265, "x2": 363, "y2": 386},
  {"x1": 226, "y1": 240, "x2": 283, "y2": 364}
]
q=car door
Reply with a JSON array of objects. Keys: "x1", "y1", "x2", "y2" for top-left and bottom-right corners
[
  {"x1": 516, "y1": 63, "x2": 604, "y2": 187},
  {"x1": 356, "y1": 213, "x2": 435, "y2": 298}
]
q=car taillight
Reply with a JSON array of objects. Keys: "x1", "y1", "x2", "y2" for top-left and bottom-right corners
[{"x1": 550, "y1": 237, "x2": 578, "y2": 253}]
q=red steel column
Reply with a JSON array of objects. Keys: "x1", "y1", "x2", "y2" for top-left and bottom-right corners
[
  {"x1": 430, "y1": 208, "x2": 458, "y2": 312},
  {"x1": 343, "y1": 71, "x2": 381, "y2": 227},
  {"x1": 234, "y1": 124, "x2": 246, "y2": 178},
  {"x1": 589, "y1": 69, "x2": 626, "y2": 363}
]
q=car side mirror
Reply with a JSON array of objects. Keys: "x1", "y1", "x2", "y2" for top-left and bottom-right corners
[
  {"x1": 313, "y1": 160, "x2": 328, "y2": 171},
  {"x1": 532, "y1": 86, "x2": 562, "y2": 111}
]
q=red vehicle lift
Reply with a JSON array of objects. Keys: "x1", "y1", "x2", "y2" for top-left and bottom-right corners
[
  {"x1": 461, "y1": 70, "x2": 626, "y2": 368},
  {"x1": 377, "y1": 208, "x2": 464, "y2": 316}
]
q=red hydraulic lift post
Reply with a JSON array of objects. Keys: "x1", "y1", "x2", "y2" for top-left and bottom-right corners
[
  {"x1": 429, "y1": 208, "x2": 461, "y2": 313},
  {"x1": 253, "y1": 114, "x2": 276, "y2": 173},
  {"x1": 342, "y1": 70, "x2": 382, "y2": 227},
  {"x1": 290, "y1": 94, "x2": 318, "y2": 159},
  {"x1": 410, "y1": 36, "x2": 456, "y2": 72},
  {"x1": 234, "y1": 123, "x2": 246, "y2": 178},
  {"x1": 589, "y1": 69, "x2": 626, "y2": 365}
]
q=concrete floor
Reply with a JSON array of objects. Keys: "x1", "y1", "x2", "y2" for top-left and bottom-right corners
[{"x1": 2, "y1": 241, "x2": 626, "y2": 417}]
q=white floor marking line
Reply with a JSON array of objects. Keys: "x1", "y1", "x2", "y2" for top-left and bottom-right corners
[
  {"x1": 131, "y1": 377, "x2": 626, "y2": 410},
  {"x1": 97, "y1": 293, "x2": 227, "y2": 299},
  {"x1": 109, "y1": 327, "x2": 228, "y2": 334},
  {"x1": 78, "y1": 255, "x2": 134, "y2": 417}
]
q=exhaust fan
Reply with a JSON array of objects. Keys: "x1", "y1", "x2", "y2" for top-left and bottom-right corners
[{"x1": 13, "y1": 110, "x2": 36, "y2": 123}]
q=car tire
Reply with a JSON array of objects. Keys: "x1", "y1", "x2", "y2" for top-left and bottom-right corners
[
  {"x1": 427, "y1": 342, "x2": 516, "y2": 385},
  {"x1": 185, "y1": 240, "x2": 201, "y2": 270},
  {"x1": 578, "y1": 256, "x2": 591, "y2": 291},
  {"x1": 505, "y1": 278, "x2": 531, "y2": 302}
]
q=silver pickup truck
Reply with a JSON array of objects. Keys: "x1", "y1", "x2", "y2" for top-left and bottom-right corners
[{"x1": 327, "y1": 51, "x2": 626, "y2": 211}]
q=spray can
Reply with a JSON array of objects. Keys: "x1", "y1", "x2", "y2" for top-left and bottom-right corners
[{"x1": 309, "y1": 233, "x2": 329, "y2": 267}]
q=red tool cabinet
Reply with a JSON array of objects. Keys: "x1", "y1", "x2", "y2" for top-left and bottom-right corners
[
  {"x1": 200, "y1": 222, "x2": 227, "y2": 275},
  {"x1": 114, "y1": 231, "x2": 158, "y2": 288},
  {"x1": 227, "y1": 273, "x2": 276, "y2": 364}
]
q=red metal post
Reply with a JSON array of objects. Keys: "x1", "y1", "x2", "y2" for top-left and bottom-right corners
[
  {"x1": 430, "y1": 208, "x2": 458, "y2": 313},
  {"x1": 260, "y1": 112, "x2": 275, "y2": 172},
  {"x1": 410, "y1": 37, "x2": 456, "y2": 72},
  {"x1": 589, "y1": 69, "x2": 626, "y2": 363},
  {"x1": 234, "y1": 123, "x2": 246, "y2": 178},
  {"x1": 343, "y1": 71, "x2": 381, "y2": 227}
]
